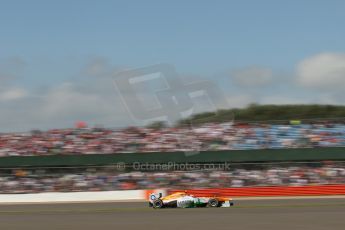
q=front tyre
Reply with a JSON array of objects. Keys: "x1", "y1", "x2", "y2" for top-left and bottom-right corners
[
  {"x1": 152, "y1": 199, "x2": 164, "y2": 209},
  {"x1": 208, "y1": 198, "x2": 220, "y2": 207}
]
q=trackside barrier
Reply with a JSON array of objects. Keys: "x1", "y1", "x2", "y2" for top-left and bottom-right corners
[
  {"x1": 169, "y1": 185, "x2": 345, "y2": 197},
  {"x1": 2, "y1": 186, "x2": 345, "y2": 203},
  {"x1": 0, "y1": 190, "x2": 145, "y2": 204},
  {"x1": 0, "y1": 189, "x2": 166, "y2": 204}
]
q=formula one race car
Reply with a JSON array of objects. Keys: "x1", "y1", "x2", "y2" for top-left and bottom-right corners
[{"x1": 149, "y1": 191, "x2": 234, "y2": 208}]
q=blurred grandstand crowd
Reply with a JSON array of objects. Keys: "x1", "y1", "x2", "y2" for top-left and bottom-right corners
[
  {"x1": 0, "y1": 122, "x2": 344, "y2": 156},
  {"x1": 0, "y1": 163, "x2": 344, "y2": 193}
]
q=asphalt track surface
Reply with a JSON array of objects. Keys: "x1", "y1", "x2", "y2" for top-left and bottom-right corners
[{"x1": 0, "y1": 198, "x2": 345, "y2": 230}]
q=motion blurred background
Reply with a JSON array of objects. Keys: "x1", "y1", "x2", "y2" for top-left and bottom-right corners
[{"x1": 0, "y1": 105, "x2": 344, "y2": 194}]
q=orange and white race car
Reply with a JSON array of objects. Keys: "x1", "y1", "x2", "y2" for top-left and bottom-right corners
[{"x1": 149, "y1": 191, "x2": 234, "y2": 208}]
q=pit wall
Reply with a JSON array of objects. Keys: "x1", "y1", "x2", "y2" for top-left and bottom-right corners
[{"x1": 1, "y1": 186, "x2": 345, "y2": 204}]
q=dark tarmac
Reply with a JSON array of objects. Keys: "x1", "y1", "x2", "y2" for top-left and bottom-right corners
[{"x1": 0, "y1": 198, "x2": 344, "y2": 230}]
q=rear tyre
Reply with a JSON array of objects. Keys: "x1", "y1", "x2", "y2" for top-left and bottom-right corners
[
  {"x1": 152, "y1": 199, "x2": 164, "y2": 209},
  {"x1": 208, "y1": 198, "x2": 219, "y2": 208}
]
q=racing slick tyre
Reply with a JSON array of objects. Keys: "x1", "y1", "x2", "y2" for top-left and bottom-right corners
[
  {"x1": 152, "y1": 199, "x2": 164, "y2": 209},
  {"x1": 208, "y1": 198, "x2": 220, "y2": 207}
]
